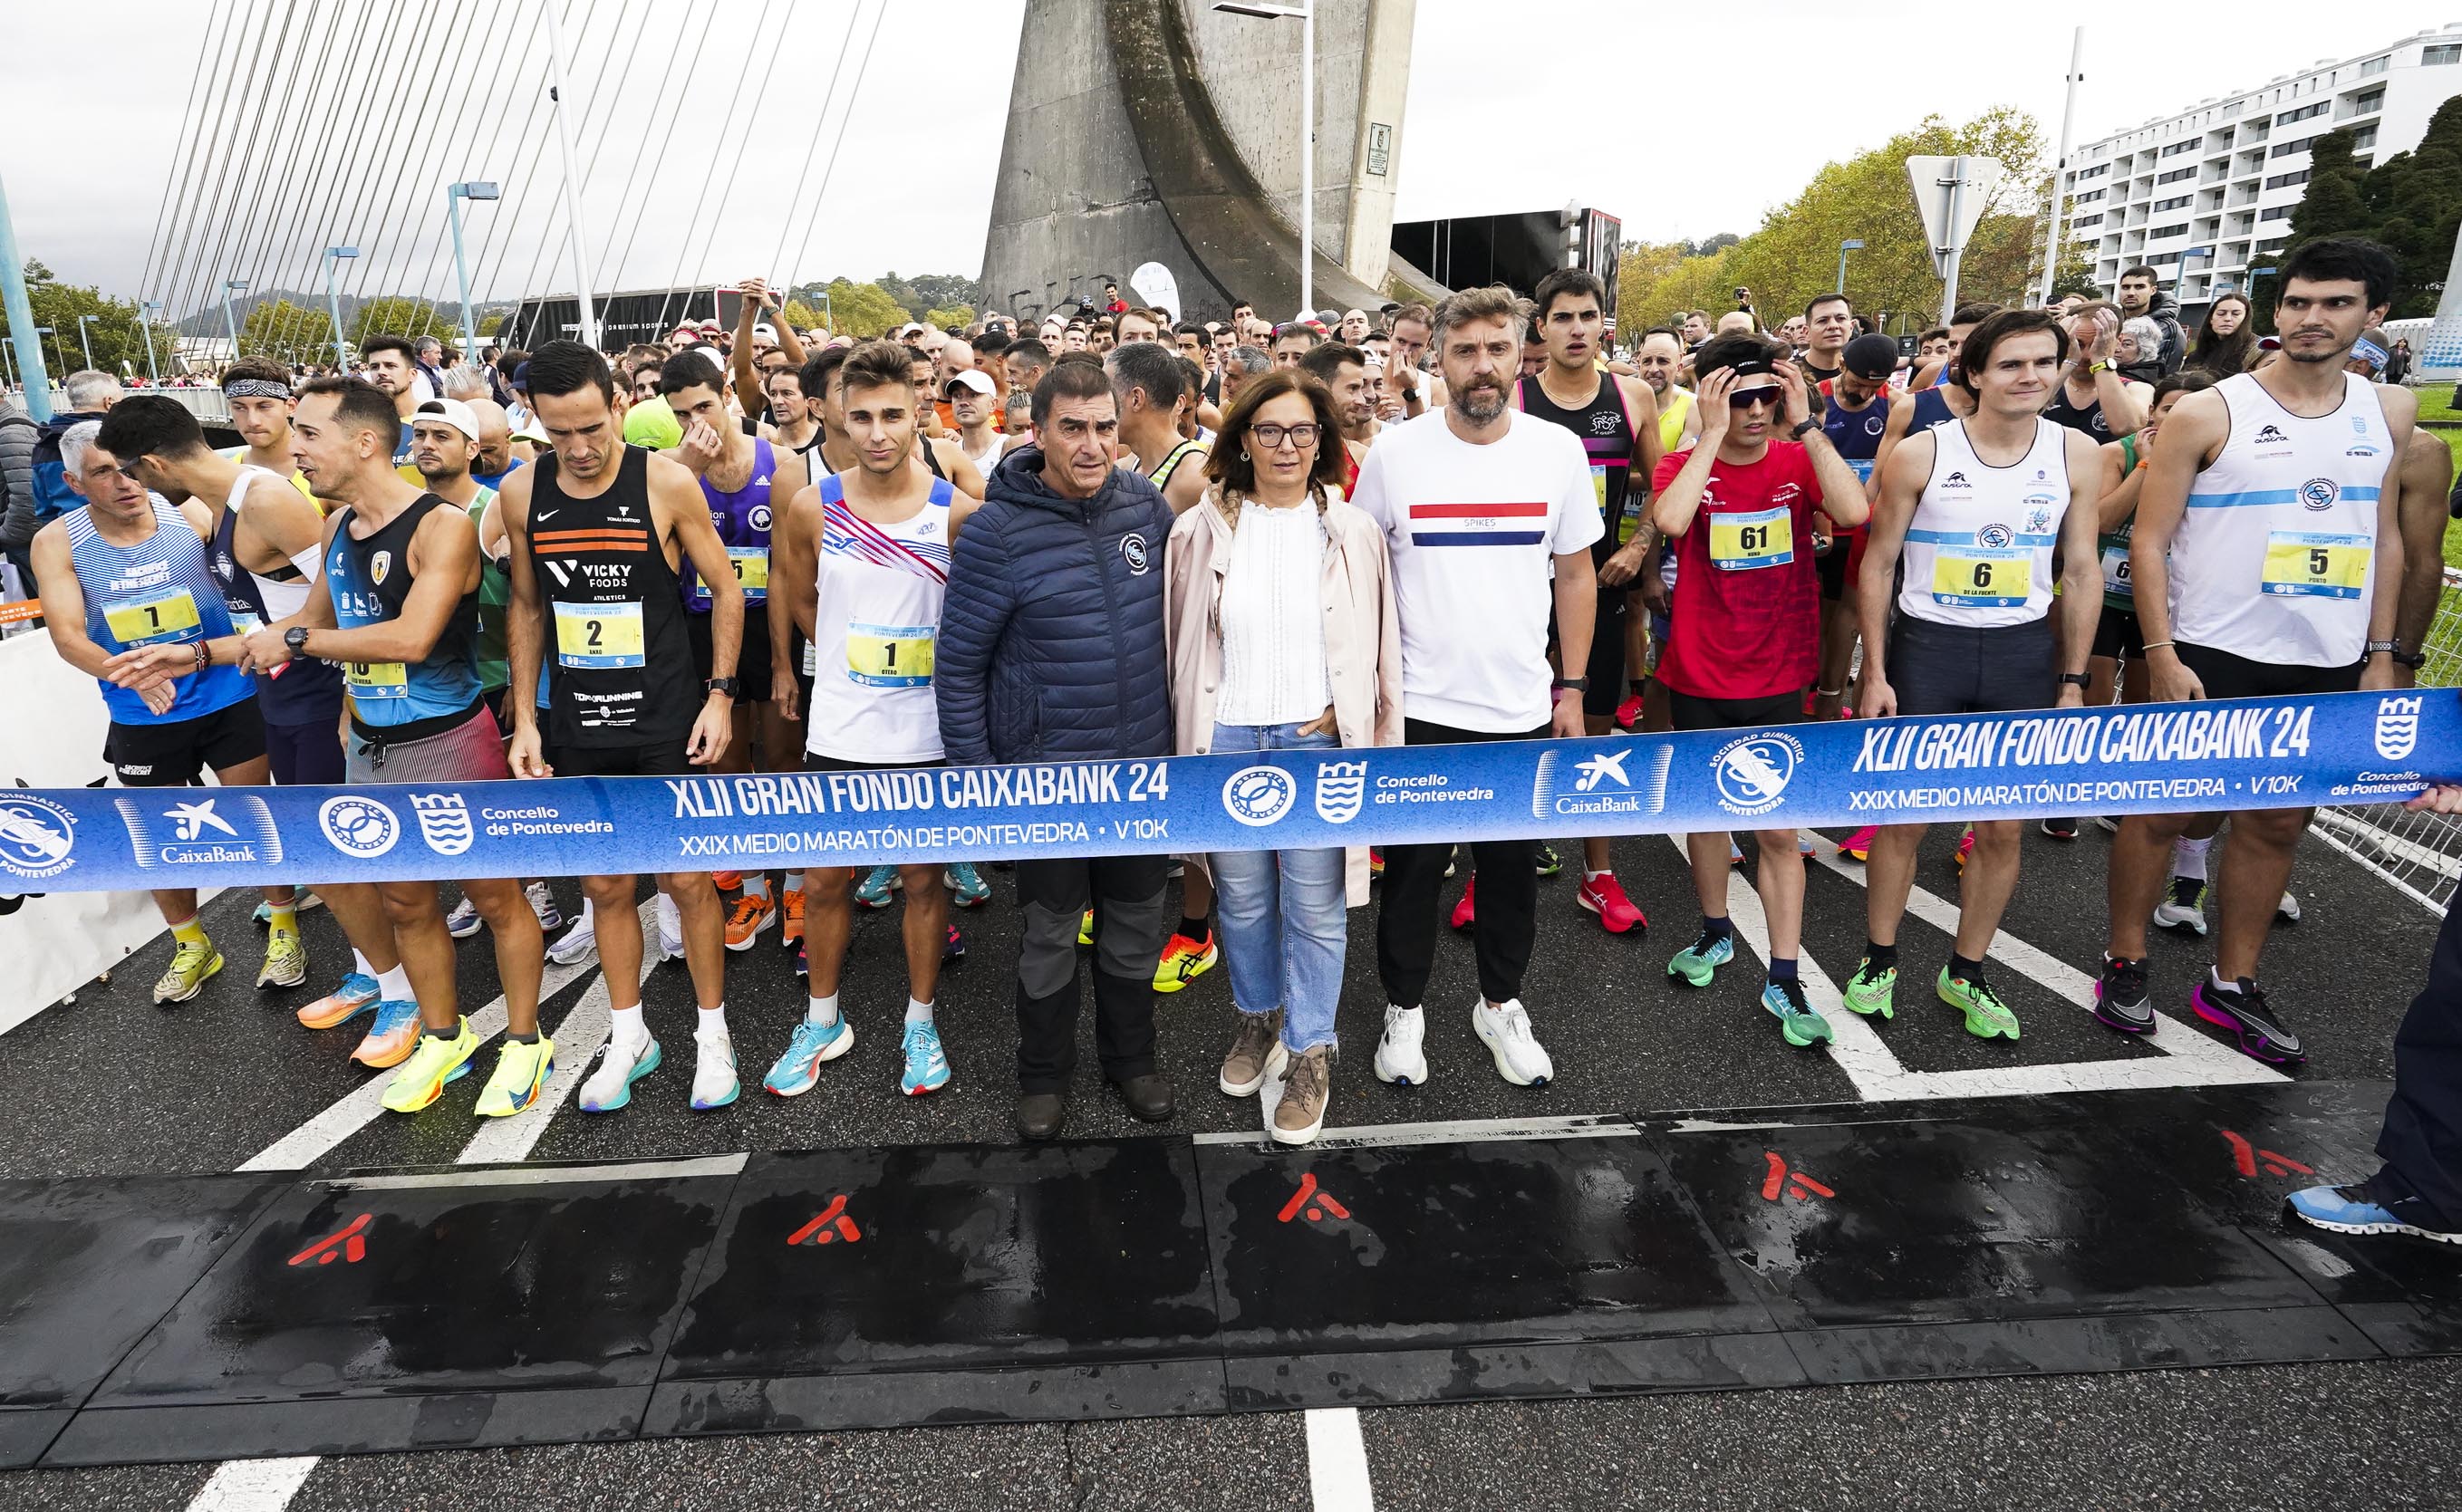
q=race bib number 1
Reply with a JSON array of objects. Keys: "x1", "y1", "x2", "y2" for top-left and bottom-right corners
[
  {"x1": 846, "y1": 622, "x2": 934, "y2": 687},
  {"x1": 2260, "y1": 531, "x2": 2368, "y2": 600},
  {"x1": 553, "y1": 601, "x2": 647, "y2": 669},
  {"x1": 1707, "y1": 506, "x2": 1792, "y2": 571},
  {"x1": 1931, "y1": 547, "x2": 2031, "y2": 609},
  {"x1": 103, "y1": 589, "x2": 202, "y2": 648}
]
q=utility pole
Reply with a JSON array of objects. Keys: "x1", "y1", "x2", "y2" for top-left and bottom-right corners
[
  {"x1": 542, "y1": 1, "x2": 601, "y2": 347},
  {"x1": 2040, "y1": 28, "x2": 2086, "y2": 305}
]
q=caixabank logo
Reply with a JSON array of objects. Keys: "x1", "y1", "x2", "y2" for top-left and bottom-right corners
[
  {"x1": 1530, "y1": 742, "x2": 1672, "y2": 822},
  {"x1": 113, "y1": 794, "x2": 284, "y2": 870}
]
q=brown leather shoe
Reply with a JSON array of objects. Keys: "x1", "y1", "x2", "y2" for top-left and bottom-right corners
[
  {"x1": 1113, "y1": 1072, "x2": 1176, "y2": 1122},
  {"x1": 1218, "y1": 1009, "x2": 1287, "y2": 1097},
  {"x1": 1271, "y1": 1045, "x2": 1331, "y2": 1145},
  {"x1": 1016, "y1": 1092, "x2": 1067, "y2": 1141}
]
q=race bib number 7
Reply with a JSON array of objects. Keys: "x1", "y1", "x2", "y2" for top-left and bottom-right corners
[
  {"x1": 103, "y1": 589, "x2": 202, "y2": 648},
  {"x1": 846, "y1": 622, "x2": 934, "y2": 687},
  {"x1": 1707, "y1": 506, "x2": 1792, "y2": 571},
  {"x1": 553, "y1": 601, "x2": 647, "y2": 669},
  {"x1": 2261, "y1": 531, "x2": 2368, "y2": 600}
]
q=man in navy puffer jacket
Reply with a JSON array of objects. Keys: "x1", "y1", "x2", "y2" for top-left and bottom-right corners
[{"x1": 937, "y1": 359, "x2": 1178, "y2": 1140}]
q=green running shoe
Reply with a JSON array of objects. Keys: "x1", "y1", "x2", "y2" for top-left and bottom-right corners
[
  {"x1": 1841, "y1": 958, "x2": 1897, "y2": 1019},
  {"x1": 1762, "y1": 978, "x2": 1833, "y2": 1047},
  {"x1": 1666, "y1": 930, "x2": 1734, "y2": 987},
  {"x1": 1937, "y1": 966, "x2": 2021, "y2": 1040},
  {"x1": 1533, "y1": 843, "x2": 1564, "y2": 877}
]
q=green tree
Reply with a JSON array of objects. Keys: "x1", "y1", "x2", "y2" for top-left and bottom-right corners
[
  {"x1": 240, "y1": 298, "x2": 333, "y2": 362},
  {"x1": 346, "y1": 295, "x2": 448, "y2": 349},
  {"x1": 2288, "y1": 129, "x2": 2370, "y2": 252},
  {"x1": 780, "y1": 298, "x2": 824, "y2": 332},
  {"x1": 922, "y1": 304, "x2": 975, "y2": 332},
  {"x1": 822, "y1": 279, "x2": 911, "y2": 339},
  {"x1": 2358, "y1": 97, "x2": 2462, "y2": 318},
  {"x1": 2, "y1": 275, "x2": 150, "y2": 380},
  {"x1": 478, "y1": 312, "x2": 506, "y2": 338}
]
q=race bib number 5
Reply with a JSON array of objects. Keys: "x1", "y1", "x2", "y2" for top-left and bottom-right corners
[
  {"x1": 694, "y1": 547, "x2": 770, "y2": 604},
  {"x1": 846, "y1": 622, "x2": 934, "y2": 687},
  {"x1": 1707, "y1": 506, "x2": 1792, "y2": 571},
  {"x1": 103, "y1": 589, "x2": 202, "y2": 648},
  {"x1": 553, "y1": 601, "x2": 647, "y2": 669},
  {"x1": 1931, "y1": 546, "x2": 2031, "y2": 609},
  {"x1": 2261, "y1": 531, "x2": 2368, "y2": 600}
]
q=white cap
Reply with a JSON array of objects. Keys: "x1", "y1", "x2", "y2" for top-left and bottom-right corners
[
  {"x1": 753, "y1": 323, "x2": 777, "y2": 342},
  {"x1": 411, "y1": 397, "x2": 480, "y2": 443},
  {"x1": 943, "y1": 369, "x2": 996, "y2": 397}
]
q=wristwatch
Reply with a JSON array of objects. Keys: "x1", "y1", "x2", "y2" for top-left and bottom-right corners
[
  {"x1": 2366, "y1": 640, "x2": 2400, "y2": 660},
  {"x1": 284, "y1": 625, "x2": 311, "y2": 657},
  {"x1": 2089, "y1": 360, "x2": 2113, "y2": 375},
  {"x1": 1790, "y1": 417, "x2": 1820, "y2": 438},
  {"x1": 2059, "y1": 671, "x2": 2092, "y2": 689},
  {"x1": 1552, "y1": 676, "x2": 1588, "y2": 693},
  {"x1": 706, "y1": 676, "x2": 741, "y2": 698},
  {"x1": 2394, "y1": 649, "x2": 2428, "y2": 669}
]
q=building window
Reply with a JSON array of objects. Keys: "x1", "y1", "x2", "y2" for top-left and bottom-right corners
[
  {"x1": 2348, "y1": 87, "x2": 2384, "y2": 115},
  {"x1": 2149, "y1": 223, "x2": 2189, "y2": 240},
  {"x1": 2153, "y1": 194, "x2": 2194, "y2": 212},
  {"x1": 2427, "y1": 43, "x2": 2462, "y2": 65},
  {"x1": 2276, "y1": 101, "x2": 2328, "y2": 125},
  {"x1": 2160, "y1": 140, "x2": 2198, "y2": 157},
  {"x1": 2157, "y1": 166, "x2": 2197, "y2": 185},
  {"x1": 2261, "y1": 205, "x2": 2292, "y2": 220},
  {"x1": 2072, "y1": 214, "x2": 2102, "y2": 229},
  {"x1": 2270, "y1": 138, "x2": 2315, "y2": 158},
  {"x1": 2361, "y1": 55, "x2": 2388, "y2": 76},
  {"x1": 2352, "y1": 125, "x2": 2378, "y2": 150},
  {"x1": 2075, "y1": 188, "x2": 2104, "y2": 205},
  {"x1": 2264, "y1": 169, "x2": 2310, "y2": 190},
  {"x1": 2077, "y1": 162, "x2": 2109, "y2": 178}
]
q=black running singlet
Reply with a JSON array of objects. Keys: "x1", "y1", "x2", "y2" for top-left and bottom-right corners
[
  {"x1": 1517, "y1": 371, "x2": 1637, "y2": 566},
  {"x1": 2042, "y1": 379, "x2": 2111, "y2": 439},
  {"x1": 528, "y1": 446, "x2": 697, "y2": 750}
]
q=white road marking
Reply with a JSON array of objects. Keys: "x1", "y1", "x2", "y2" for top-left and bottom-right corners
[
  {"x1": 320, "y1": 1154, "x2": 748, "y2": 1190},
  {"x1": 1194, "y1": 1112, "x2": 1638, "y2": 1148},
  {"x1": 181, "y1": 1457, "x2": 319, "y2": 1511},
  {"x1": 1306, "y1": 1407, "x2": 1377, "y2": 1512},
  {"x1": 452, "y1": 912, "x2": 658, "y2": 1166}
]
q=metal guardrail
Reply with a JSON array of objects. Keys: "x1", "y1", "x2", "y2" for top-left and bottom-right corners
[
  {"x1": 2311, "y1": 567, "x2": 2462, "y2": 917},
  {"x1": 4, "y1": 387, "x2": 229, "y2": 425}
]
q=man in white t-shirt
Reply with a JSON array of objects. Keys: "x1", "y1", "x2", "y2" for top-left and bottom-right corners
[{"x1": 1350, "y1": 284, "x2": 1600, "y2": 1091}]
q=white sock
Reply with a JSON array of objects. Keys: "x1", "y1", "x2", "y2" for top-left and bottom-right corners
[
  {"x1": 1585, "y1": 869, "x2": 1612, "y2": 882},
  {"x1": 570, "y1": 898, "x2": 594, "y2": 929},
  {"x1": 697, "y1": 1003, "x2": 729, "y2": 1037},
  {"x1": 742, "y1": 873, "x2": 769, "y2": 901},
  {"x1": 376, "y1": 964, "x2": 413, "y2": 1002},
  {"x1": 905, "y1": 997, "x2": 934, "y2": 1025},
  {"x1": 783, "y1": 872, "x2": 803, "y2": 896},
  {"x1": 806, "y1": 992, "x2": 840, "y2": 1027},
  {"x1": 352, "y1": 949, "x2": 374, "y2": 979},
  {"x1": 2210, "y1": 967, "x2": 2240, "y2": 993},
  {"x1": 610, "y1": 1003, "x2": 649, "y2": 1051},
  {"x1": 2173, "y1": 836, "x2": 2212, "y2": 882}
]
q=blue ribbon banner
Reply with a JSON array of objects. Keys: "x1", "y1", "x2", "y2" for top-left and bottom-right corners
[{"x1": 0, "y1": 692, "x2": 2453, "y2": 894}]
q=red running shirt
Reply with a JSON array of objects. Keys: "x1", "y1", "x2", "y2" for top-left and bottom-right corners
[{"x1": 1651, "y1": 441, "x2": 1824, "y2": 700}]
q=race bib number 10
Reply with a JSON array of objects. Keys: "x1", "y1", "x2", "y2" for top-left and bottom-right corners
[
  {"x1": 2261, "y1": 531, "x2": 2368, "y2": 600},
  {"x1": 345, "y1": 660, "x2": 409, "y2": 698},
  {"x1": 846, "y1": 622, "x2": 934, "y2": 688},
  {"x1": 553, "y1": 601, "x2": 647, "y2": 669},
  {"x1": 1707, "y1": 506, "x2": 1792, "y2": 571},
  {"x1": 103, "y1": 589, "x2": 202, "y2": 648}
]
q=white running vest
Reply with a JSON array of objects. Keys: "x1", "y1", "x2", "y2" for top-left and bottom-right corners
[
  {"x1": 803, "y1": 476, "x2": 955, "y2": 764},
  {"x1": 1897, "y1": 417, "x2": 2070, "y2": 628},
  {"x1": 2172, "y1": 371, "x2": 2390, "y2": 667}
]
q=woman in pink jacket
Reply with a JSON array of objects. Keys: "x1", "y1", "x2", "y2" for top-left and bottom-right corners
[{"x1": 1163, "y1": 368, "x2": 1404, "y2": 1145}]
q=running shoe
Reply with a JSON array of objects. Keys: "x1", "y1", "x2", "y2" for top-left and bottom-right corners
[
  {"x1": 256, "y1": 931, "x2": 308, "y2": 990},
  {"x1": 1762, "y1": 978, "x2": 1833, "y2": 1048},
  {"x1": 351, "y1": 997, "x2": 423, "y2": 1067},
  {"x1": 252, "y1": 891, "x2": 322, "y2": 928},
  {"x1": 474, "y1": 1035, "x2": 555, "y2": 1118},
  {"x1": 944, "y1": 862, "x2": 990, "y2": 908},
  {"x1": 297, "y1": 973, "x2": 381, "y2": 1030},
  {"x1": 764, "y1": 1017, "x2": 853, "y2": 1097},
  {"x1": 1576, "y1": 872, "x2": 1646, "y2": 934},
  {"x1": 944, "y1": 922, "x2": 966, "y2": 962},
  {"x1": 1368, "y1": 849, "x2": 1385, "y2": 879},
  {"x1": 153, "y1": 940, "x2": 223, "y2": 1005},
  {"x1": 691, "y1": 1028, "x2": 739, "y2": 1110},
  {"x1": 1614, "y1": 690, "x2": 1643, "y2": 730},
  {"x1": 1937, "y1": 967, "x2": 2021, "y2": 1040},
  {"x1": 1533, "y1": 844, "x2": 1563, "y2": 878},
  {"x1": 2092, "y1": 955, "x2": 2157, "y2": 1035},
  {"x1": 2094, "y1": 815, "x2": 2120, "y2": 833},
  {"x1": 780, "y1": 886, "x2": 806, "y2": 945},
  {"x1": 2152, "y1": 877, "x2": 2208, "y2": 935},
  {"x1": 524, "y1": 881, "x2": 565, "y2": 933},
  {"x1": 1838, "y1": 825, "x2": 1877, "y2": 862},
  {"x1": 1667, "y1": 930, "x2": 1734, "y2": 987},
  {"x1": 792, "y1": 939, "x2": 807, "y2": 978},
  {"x1": 1450, "y1": 876, "x2": 1477, "y2": 930},
  {"x1": 2278, "y1": 890, "x2": 2303, "y2": 924},
  {"x1": 2041, "y1": 816, "x2": 2078, "y2": 841},
  {"x1": 1471, "y1": 997, "x2": 1554, "y2": 1086},
  {"x1": 1077, "y1": 908, "x2": 1095, "y2": 947},
  {"x1": 656, "y1": 893, "x2": 684, "y2": 963},
  {"x1": 1443, "y1": 847, "x2": 1457, "y2": 879},
  {"x1": 381, "y1": 1020, "x2": 480, "y2": 1113},
  {"x1": 1154, "y1": 929, "x2": 1218, "y2": 993},
  {"x1": 2286, "y1": 1176, "x2": 2462, "y2": 1245},
  {"x1": 1841, "y1": 957, "x2": 1897, "y2": 1019},
  {"x1": 444, "y1": 895, "x2": 483, "y2": 939},
  {"x1": 1372, "y1": 1004, "x2": 1429, "y2": 1086},
  {"x1": 1728, "y1": 838, "x2": 1744, "y2": 866},
  {"x1": 2192, "y1": 976, "x2": 2305, "y2": 1064},
  {"x1": 900, "y1": 1019, "x2": 951, "y2": 1096},
  {"x1": 710, "y1": 871, "x2": 743, "y2": 891},
  {"x1": 854, "y1": 866, "x2": 899, "y2": 909},
  {"x1": 578, "y1": 1035, "x2": 662, "y2": 1112},
  {"x1": 1796, "y1": 833, "x2": 1815, "y2": 857},
  {"x1": 1955, "y1": 827, "x2": 1974, "y2": 873},
  {"x1": 546, "y1": 911, "x2": 599, "y2": 967},
  {"x1": 724, "y1": 891, "x2": 777, "y2": 950}
]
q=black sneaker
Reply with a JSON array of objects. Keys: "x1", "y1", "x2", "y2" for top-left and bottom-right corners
[
  {"x1": 2041, "y1": 816, "x2": 2078, "y2": 841},
  {"x1": 2093, "y1": 955, "x2": 2156, "y2": 1034},
  {"x1": 1533, "y1": 843, "x2": 1564, "y2": 878},
  {"x1": 2193, "y1": 975, "x2": 2305, "y2": 1064}
]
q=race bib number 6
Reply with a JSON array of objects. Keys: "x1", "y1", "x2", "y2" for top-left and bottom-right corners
[
  {"x1": 2100, "y1": 544, "x2": 2132, "y2": 600},
  {"x1": 1931, "y1": 546, "x2": 2031, "y2": 609},
  {"x1": 846, "y1": 621, "x2": 934, "y2": 687},
  {"x1": 2261, "y1": 531, "x2": 2368, "y2": 600},
  {"x1": 1707, "y1": 506, "x2": 1792, "y2": 571},
  {"x1": 553, "y1": 601, "x2": 647, "y2": 669},
  {"x1": 103, "y1": 589, "x2": 202, "y2": 648}
]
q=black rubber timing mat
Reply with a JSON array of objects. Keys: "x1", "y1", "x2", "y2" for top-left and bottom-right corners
[{"x1": 5, "y1": 1081, "x2": 2456, "y2": 1467}]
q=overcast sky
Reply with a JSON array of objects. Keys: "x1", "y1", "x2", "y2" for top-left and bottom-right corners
[{"x1": 4, "y1": 0, "x2": 2450, "y2": 316}]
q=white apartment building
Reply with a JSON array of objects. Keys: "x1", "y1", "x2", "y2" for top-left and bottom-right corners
[{"x1": 2059, "y1": 22, "x2": 2462, "y2": 314}]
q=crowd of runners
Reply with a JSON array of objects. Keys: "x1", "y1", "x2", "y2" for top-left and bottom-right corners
[{"x1": 16, "y1": 232, "x2": 2462, "y2": 1241}]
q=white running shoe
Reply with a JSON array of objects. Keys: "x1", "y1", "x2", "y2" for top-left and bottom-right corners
[
  {"x1": 578, "y1": 1035, "x2": 661, "y2": 1113},
  {"x1": 1472, "y1": 997, "x2": 1554, "y2": 1087},
  {"x1": 656, "y1": 892, "x2": 685, "y2": 962},
  {"x1": 2278, "y1": 890, "x2": 2303, "y2": 923},
  {"x1": 2151, "y1": 878, "x2": 2208, "y2": 936},
  {"x1": 525, "y1": 881, "x2": 565, "y2": 933},
  {"x1": 546, "y1": 906, "x2": 598, "y2": 967},
  {"x1": 690, "y1": 1028, "x2": 739, "y2": 1110},
  {"x1": 444, "y1": 895, "x2": 483, "y2": 939},
  {"x1": 1372, "y1": 1004, "x2": 1429, "y2": 1086}
]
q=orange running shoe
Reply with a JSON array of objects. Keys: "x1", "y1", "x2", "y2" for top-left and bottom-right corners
[
  {"x1": 780, "y1": 886, "x2": 806, "y2": 947},
  {"x1": 724, "y1": 890, "x2": 777, "y2": 951}
]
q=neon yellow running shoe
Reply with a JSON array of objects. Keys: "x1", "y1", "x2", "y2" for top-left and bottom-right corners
[
  {"x1": 1077, "y1": 908, "x2": 1095, "y2": 947},
  {"x1": 1841, "y1": 958, "x2": 1897, "y2": 1019},
  {"x1": 256, "y1": 930, "x2": 308, "y2": 990},
  {"x1": 474, "y1": 1035, "x2": 556, "y2": 1118},
  {"x1": 381, "y1": 1018, "x2": 480, "y2": 1113},
  {"x1": 1937, "y1": 967, "x2": 2021, "y2": 1041},
  {"x1": 1154, "y1": 930, "x2": 1219, "y2": 993},
  {"x1": 153, "y1": 940, "x2": 224, "y2": 1004}
]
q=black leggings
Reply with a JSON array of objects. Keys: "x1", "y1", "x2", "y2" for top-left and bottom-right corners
[{"x1": 1376, "y1": 717, "x2": 1548, "y2": 1007}]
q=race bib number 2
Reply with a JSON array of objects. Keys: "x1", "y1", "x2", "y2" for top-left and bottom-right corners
[
  {"x1": 103, "y1": 589, "x2": 202, "y2": 648},
  {"x1": 2261, "y1": 531, "x2": 2368, "y2": 600},
  {"x1": 846, "y1": 622, "x2": 934, "y2": 687},
  {"x1": 553, "y1": 601, "x2": 646, "y2": 669},
  {"x1": 1707, "y1": 506, "x2": 1792, "y2": 571}
]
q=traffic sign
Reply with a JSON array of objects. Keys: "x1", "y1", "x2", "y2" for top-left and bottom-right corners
[{"x1": 1906, "y1": 155, "x2": 2005, "y2": 323}]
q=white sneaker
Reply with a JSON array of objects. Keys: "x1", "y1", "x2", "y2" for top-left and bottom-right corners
[
  {"x1": 656, "y1": 893, "x2": 684, "y2": 961},
  {"x1": 690, "y1": 1028, "x2": 739, "y2": 1111},
  {"x1": 2094, "y1": 815, "x2": 2119, "y2": 833},
  {"x1": 546, "y1": 906, "x2": 598, "y2": 967},
  {"x1": 578, "y1": 1035, "x2": 661, "y2": 1113},
  {"x1": 444, "y1": 895, "x2": 483, "y2": 939},
  {"x1": 525, "y1": 881, "x2": 565, "y2": 933},
  {"x1": 2151, "y1": 879, "x2": 2208, "y2": 936},
  {"x1": 1372, "y1": 1004, "x2": 1429, "y2": 1086},
  {"x1": 1472, "y1": 997, "x2": 1554, "y2": 1087},
  {"x1": 2278, "y1": 890, "x2": 2303, "y2": 923}
]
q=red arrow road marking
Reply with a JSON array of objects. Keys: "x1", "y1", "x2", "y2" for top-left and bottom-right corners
[
  {"x1": 2261, "y1": 1152, "x2": 2314, "y2": 1177},
  {"x1": 787, "y1": 1194, "x2": 861, "y2": 1246},
  {"x1": 1762, "y1": 1152, "x2": 1788, "y2": 1201},
  {"x1": 1278, "y1": 1172, "x2": 1321, "y2": 1223},
  {"x1": 2222, "y1": 1130, "x2": 2258, "y2": 1178},
  {"x1": 1277, "y1": 1171, "x2": 1352, "y2": 1224},
  {"x1": 1790, "y1": 1172, "x2": 1835, "y2": 1199},
  {"x1": 288, "y1": 1212, "x2": 372, "y2": 1267}
]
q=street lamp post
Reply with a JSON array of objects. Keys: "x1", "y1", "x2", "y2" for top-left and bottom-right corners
[
  {"x1": 324, "y1": 246, "x2": 359, "y2": 369},
  {"x1": 447, "y1": 181, "x2": 499, "y2": 362},
  {"x1": 34, "y1": 326, "x2": 60, "y2": 390},
  {"x1": 140, "y1": 301, "x2": 162, "y2": 383},
  {"x1": 75, "y1": 313, "x2": 98, "y2": 371},
  {"x1": 1214, "y1": 1, "x2": 1315, "y2": 321},
  {"x1": 1836, "y1": 238, "x2": 1864, "y2": 296},
  {"x1": 222, "y1": 278, "x2": 247, "y2": 361}
]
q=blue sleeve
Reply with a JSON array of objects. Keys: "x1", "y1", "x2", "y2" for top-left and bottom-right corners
[{"x1": 934, "y1": 507, "x2": 1017, "y2": 766}]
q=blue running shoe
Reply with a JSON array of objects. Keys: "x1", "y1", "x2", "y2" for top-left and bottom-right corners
[
  {"x1": 764, "y1": 1016, "x2": 854, "y2": 1097},
  {"x1": 2287, "y1": 1178, "x2": 2462, "y2": 1245},
  {"x1": 944, "y1": 862, "x2": 990, "y2": 908},
  {"x1": 1667, "y1": 930, "x2": 1735, "y2": 987},
  {"x1": 854, "y1": 865, "x2": 899, "y2": 909},
  {"x1": 1762, "y1": 977, "x2": 1834, "y2": 1048},
  {"x1": 901, "y1": 1019, "x2": 951, "y2": 1096}
]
